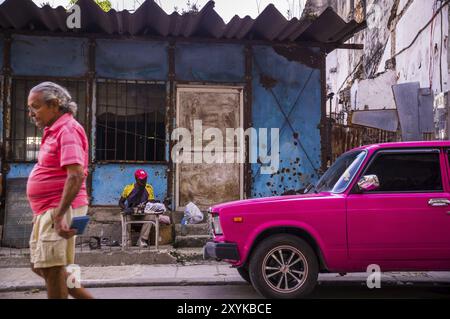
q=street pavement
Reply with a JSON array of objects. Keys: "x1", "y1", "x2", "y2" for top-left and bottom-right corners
[
  {"x1": 0, "y1": 262, "x2": 449, "y2": 298},
  {"x1": 0, "y1": 284, "x2": 449, "y2": 299}
]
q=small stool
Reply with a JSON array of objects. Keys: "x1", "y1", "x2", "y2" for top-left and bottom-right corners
[{"x1": 121, "y1": 211, "x2": 161, "y2": 250}]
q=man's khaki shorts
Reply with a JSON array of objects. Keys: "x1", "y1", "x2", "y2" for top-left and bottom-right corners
[{"x1": 29, "y1": 206, "x2": 88, "y2": 269}]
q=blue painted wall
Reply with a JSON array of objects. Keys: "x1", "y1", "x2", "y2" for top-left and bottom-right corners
[
  {"x1": 11, "y1": 35, "x2": 88, "y2": 77},
  {"x1": 6, "y1": 164, "x2": 35, "y2": 179},
  {"x1": 250, "y1": 46, "x2": 322, "y2": 197},
  {"x1": 96, "y1": 39, "x2": 168, "y2": 80},
  {"x1": 5, "y1": 163, "x2": 169, "y2": 206},
  {"x1": 3, "y1": 37, "x2": 323, "y2": 205},
  {"x1": 91, "y1": 164, "x2": 168, "y2": 205},
  {"x1": 175, "y1": 43, "x2": 322, "y2": 197},
  {"x1": 175, "y1": 43, "x2": 245, "y2": 82}
]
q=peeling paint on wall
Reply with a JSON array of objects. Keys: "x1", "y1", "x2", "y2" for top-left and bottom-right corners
[
  {"x1": 354, "y1": 70, "x2": 397, "y2": 110},
  {"x1": 395, "y1": 0, "x2": 449, "y2": 94},
  {"x1": 179, "y1": 162, "x2": 240, "y2": 208},
  {"x1": 251, "y1": 45, "x2": 322, "y2": 197},
  {"x1": 327, "y1": 0, "x2": 449, "y2": 141},
  {"x1": 176, "y1": 87, "x2": 243, "y2": 208},
  {"x1": 91, "y1": 164, "x2": 168, "y2": 206}
]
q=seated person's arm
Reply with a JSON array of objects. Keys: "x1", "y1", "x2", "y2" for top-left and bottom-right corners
[
  {"x1": 119, "y1": 184, "x2": 132, "y2": 209},
  {"x1": 119, "y1": 196, "x2": 127, "y2": 209}
]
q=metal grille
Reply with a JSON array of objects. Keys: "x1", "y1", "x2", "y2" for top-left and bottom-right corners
[
  {"x1": 95, "y1": 80, "x2": 166, "y2": 162},
  {"x1": 330, "y1": 121, "x2": 400, "y2": 163},
  {"x1": 9, "y1": 78, "x2": 87, "y2": 162}
]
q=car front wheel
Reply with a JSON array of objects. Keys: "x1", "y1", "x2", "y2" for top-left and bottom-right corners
[{"x1": 249, "y1": 234, "x2": 318, "y2": 299}]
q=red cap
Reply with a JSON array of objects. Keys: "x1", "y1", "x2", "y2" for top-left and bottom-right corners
[{"x1": 134, "y1": 169, "x2": 148, "y2": 180}]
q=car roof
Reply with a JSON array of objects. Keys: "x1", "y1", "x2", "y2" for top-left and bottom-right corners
[{"x1": 351, "y1": 140, "x2": 450, "y2": 152}]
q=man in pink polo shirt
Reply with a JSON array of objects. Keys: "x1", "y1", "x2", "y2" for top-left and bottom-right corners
[{"x1": 26, "y1": 82, "x2": 93, "y2": 299}]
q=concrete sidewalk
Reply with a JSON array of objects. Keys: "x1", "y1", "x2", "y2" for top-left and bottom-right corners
[{"x1": 0, "y1": 262, "x2": 449, "y2": 292}]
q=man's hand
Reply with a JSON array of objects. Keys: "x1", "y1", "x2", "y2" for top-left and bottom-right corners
[{"x1": 52, "y1": 211, "x2": 76, "y2": 239}]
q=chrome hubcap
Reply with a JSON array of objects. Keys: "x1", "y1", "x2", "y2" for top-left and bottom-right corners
[{"x1": 262, "y1": 245, "x2": 308, "y2": 294}]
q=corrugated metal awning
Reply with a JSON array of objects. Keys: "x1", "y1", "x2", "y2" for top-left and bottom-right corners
[{"x1": 0, "y1": 0, "x2": 365, "y2": 51}]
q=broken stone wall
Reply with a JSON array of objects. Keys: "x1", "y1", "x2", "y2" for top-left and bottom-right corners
[
  {"x1": 326, "y1": 0, "x2": 449, "y2": 118},
  {"x1": 394, "y1": 0, "x2": 449, "y2": 94}
]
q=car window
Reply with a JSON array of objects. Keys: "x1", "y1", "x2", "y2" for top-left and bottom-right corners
[
  {"x1": 314, "y1": 150, "x2": 366, "y2": 193},
  {"x1": 363, "y1": 151, "x2": 443, "y2": 192}
]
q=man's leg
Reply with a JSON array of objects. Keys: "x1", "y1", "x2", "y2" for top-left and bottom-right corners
[
  {"x1": 31, "y1": 263, "x2": 43, "y2": 278},
  {"x1": 33, "y1": 264, "x2": 93, "y2": 299},
  {"x1": 65, "y1": 206, "x2": 93, "y2": 299},
  {"x1": 30, "y1": 205, "x2": 93, "y2": 299},
  {"x1": 139, "y1": 215, "x2": 156, "y2": 242},
  {"x1": 40, "y1": 266, "x2": 69, "y2": 299},
  {"x1": 66, "y1": 276, "x2": 94, "y2": 299}
]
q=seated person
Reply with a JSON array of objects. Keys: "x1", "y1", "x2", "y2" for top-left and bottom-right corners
[{"x1": 119, "y1": 169, "x2": 167, "y2": 247}]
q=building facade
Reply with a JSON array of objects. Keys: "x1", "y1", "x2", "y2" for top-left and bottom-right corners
[{"x1": 0, "y1": 0, "x2": 364, "y2": 246}]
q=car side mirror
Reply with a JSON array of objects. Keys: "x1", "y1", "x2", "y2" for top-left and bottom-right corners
[{"x1": 357, "y1": 174, "x2": 380, "y2": 192}]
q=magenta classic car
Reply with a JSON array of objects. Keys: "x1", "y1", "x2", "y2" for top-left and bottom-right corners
[{"x1": 203, "y1": 141, "x2": 450, "y2": 298}]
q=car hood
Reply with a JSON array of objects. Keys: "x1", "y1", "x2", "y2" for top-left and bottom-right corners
[{"x1": 209, "y1": 192, "x2": 333, "y2": 213}]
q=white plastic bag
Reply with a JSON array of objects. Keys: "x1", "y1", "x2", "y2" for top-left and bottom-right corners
[
  {"x1": 144, "y1": 202, "x2": 167, "y2": 214},
  {"x1": 183, "y1": 202, "x2": 203, "y2": 224}
]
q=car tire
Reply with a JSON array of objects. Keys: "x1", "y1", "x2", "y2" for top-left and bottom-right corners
[
  {"x1": 249, "y1": 234, "x2": 318, "y2": 299},
  {"x1": 237, "y1": 266, "x2": 251, "y2": 284}
]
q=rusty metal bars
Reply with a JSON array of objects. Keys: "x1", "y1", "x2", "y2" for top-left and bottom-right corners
[{"x1": 95, "y1": 79, "x2": 166, "y2": 162}]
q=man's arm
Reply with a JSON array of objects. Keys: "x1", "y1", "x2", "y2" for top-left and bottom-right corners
[
  {"x1": 52, "y1": 164, "x2": 85, "y2": 238},
  {"x1": 54, "y1": 164, "x2": 85, "y2": 218}
]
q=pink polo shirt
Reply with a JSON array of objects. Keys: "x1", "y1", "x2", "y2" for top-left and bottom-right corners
[{"x1": 27, "y1": 113, "x2": 89, "y2": 215}]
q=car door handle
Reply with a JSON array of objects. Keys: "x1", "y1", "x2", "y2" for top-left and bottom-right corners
[{"x1": 428, "y1": 198, "x2": 450, "y2": 207}]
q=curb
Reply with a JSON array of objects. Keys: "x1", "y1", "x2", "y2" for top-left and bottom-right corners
[
  {"x1": 0, "y1": 279, "x2": 248, "y2": 293},
  {"x1": 1, "y1": 278, "x2": 449, "y2": 293}
]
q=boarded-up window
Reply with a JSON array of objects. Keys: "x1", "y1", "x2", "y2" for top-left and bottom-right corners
[{"x1": 175, "y1": 86, "x2": 244, "y2": 210}]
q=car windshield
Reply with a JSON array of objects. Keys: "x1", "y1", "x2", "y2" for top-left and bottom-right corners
[{"x1": 312, "y1": 150, "x2": 366, "y2": 193}]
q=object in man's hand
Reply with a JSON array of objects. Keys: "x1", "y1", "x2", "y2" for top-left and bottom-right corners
[{"x1": 70, "y1": 216, "x2": 90, "y2": 235}]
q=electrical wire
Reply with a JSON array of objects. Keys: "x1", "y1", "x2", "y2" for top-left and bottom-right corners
[
  {"x1": 391, "y1": 0, "x2": 450, "y2": 60},
  {"x1": 428, "y1": 0, "x2": 437, "y2": 89},
  {"x1": 336, "y1": 0, "x2": 449, "y2": 95}
]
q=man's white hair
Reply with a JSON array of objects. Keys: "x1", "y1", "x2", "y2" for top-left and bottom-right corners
[{"x1": 30, "y1": 81, "x2": 77, "y2": 115}]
